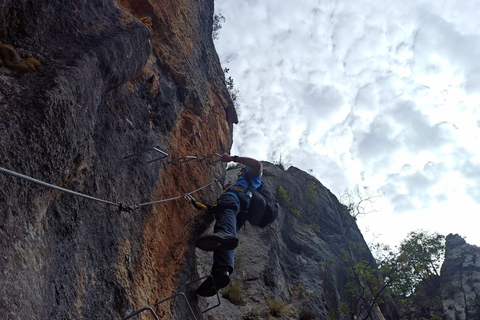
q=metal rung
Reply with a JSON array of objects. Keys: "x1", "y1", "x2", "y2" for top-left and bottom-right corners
[
  {"x1": 199, "y1": 153, "x2": 223, "y2": 164},
  {"x1": 187, "y1": 275, "x2": 221, "y2": 314},
  {"x1": 147, "y1": 147, "x2": 169, "y2": 163},
  {"x1": 155, "y1": 292, "x2": 197, "y2": 320},
  {"x1": 119, "y1": 275, "x2": 222, "y2": 320},
  {"x1": 123, "y1": 146, "x2": 169, "y2": 163},
  {"x1": 121, "y1": 307, "x2": 159, "y2": 320},
  {"x1": 168, "y1": 156, "x2": 197, "y2": 165}
]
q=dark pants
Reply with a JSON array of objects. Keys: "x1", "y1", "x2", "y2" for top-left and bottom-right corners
[{"x1": 213, "y1": 190, "x2": 250, "y2": 273}]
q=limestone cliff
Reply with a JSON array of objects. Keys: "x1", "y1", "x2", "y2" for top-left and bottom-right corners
[
  {"x1": 2, "y1": 1, "x2": 477, "y2": 320},
  {"x1": 0, "y1": 1, "x2": 394, "y2": 319},
  {"x1": 196, "y1": 164, "x2": 393, "y2": 320},
  {"x1": 439, "y1": 234, "x2": 480, "y2": 320},
  {"x1": 1, "y1": 0, "x2": 232, "y2": 319}
]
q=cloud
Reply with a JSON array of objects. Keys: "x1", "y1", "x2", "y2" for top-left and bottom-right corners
[
  {"x1": 354, "y1": 118, "x2": 401, "y2": 167},
  {"x1": 459, "y1": 160, "x2": 480, "y2": 204},
  {"x1": 465, "y1": 70, "x2": 480, "y2": 94},
  {"x1": 216, "y1": 0, "x2": 480, "y2": 246},
  {"x1": 413, "y1": 10, "x2": 480, "y2": 92},
  {"x1": 380, "y1": 161, "x2": 450, "y2": 213},
  {"x1": 304, "y1": 85, "x2": 344, "y2": 117},
  {"x1": 287, "y1": 148, "x2": 351, "y2": 193},
  {"x1": 352, "y1": 100, "x2": 456, "y2": 171},
  {"x1": 389, "y1": 102, "x2": 455, "y2": 152}
]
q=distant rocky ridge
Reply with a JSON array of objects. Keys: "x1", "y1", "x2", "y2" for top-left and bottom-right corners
[
  {"x1": 194, "y1": 166, "x2": 480, "y2": 319},
  {"x1": 439, "y1": 234, "x2": 480, "y2": 320}
]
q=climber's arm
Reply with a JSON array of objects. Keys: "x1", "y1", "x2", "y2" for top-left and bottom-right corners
[{"x1": 221, "y1": 154, "x2": 263, "y2": 176}]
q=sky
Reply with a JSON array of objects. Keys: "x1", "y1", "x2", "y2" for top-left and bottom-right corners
[{"x1": 213, "y1": 0, "x2": 480, "y2": 249}]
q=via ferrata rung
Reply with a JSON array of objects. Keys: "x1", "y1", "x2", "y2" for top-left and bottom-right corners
[
  {"x1": 123, "y1": 146, "x2": 169, "y2": 163},
  {"x1": 120, "y1": 307, "x2": 159, "y2": 320},
  {"x1": 199, "y1": 153, "x2": 223, "y2": 164},
  {"x1": 168, "y1": 155, "x2": 197, "y2": 165}
]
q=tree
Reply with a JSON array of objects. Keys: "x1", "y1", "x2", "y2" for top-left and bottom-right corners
[
  {"x1": 386, "y1": 230, "x2": 445, "y2": 297},
  {"x1": 340, "y1": 244, "x2": 389, "y2": 320},
  {"x1": 212, "y1": 13, "x2": 225, "y2": 40},
  {"x1": 340, "y1": 185, "x2": 384, "y2": 220},
  {"x1": 374, "y1": 231, "x2": 446, "y2": 318},
  {"x1": 224, "y1": 68, "x2": 240, "y2": 108},
  {"x1": 339, "y1": 185, "x2": 384, "y2": 233},
  {"x1": 336, "y1": 231, "x2": 446, "y2": 320}
]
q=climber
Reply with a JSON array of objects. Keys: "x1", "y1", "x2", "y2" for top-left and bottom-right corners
[{"x1": 193, "y1": 153, "x2": 262, "y2": 297}]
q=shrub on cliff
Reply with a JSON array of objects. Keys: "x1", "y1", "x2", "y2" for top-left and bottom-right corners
[
  {"x1": 267, "y1": 298, "x2": 287, "y2": 317},
  {"x1": 222, "y1": 280, "x2": 247, "y2": 305},
  {"x1": 212, "y1": 13, "x2": 225, "y2": 40}
]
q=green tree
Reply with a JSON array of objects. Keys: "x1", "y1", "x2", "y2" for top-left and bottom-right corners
[
  {"x1": 384, "y1": 230, "x2": 445, "y2": 297},
  {"x1": 374, "y1": 231, "x2": 446, "y2": 318},
  {"x1": 336, "y1": 231, "x2": 446, "y2": 319},
  {"x1": 339, "y1": 244, "x2": 388, "y2": 320}
]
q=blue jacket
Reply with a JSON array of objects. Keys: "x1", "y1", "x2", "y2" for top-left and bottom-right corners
[{"x1": 232, "y1": 167, "x2": 261, "y2": 196}]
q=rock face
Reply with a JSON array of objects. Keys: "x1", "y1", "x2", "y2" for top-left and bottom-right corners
[
  {"x1": 1, "y1": 0, "x2": 232, "y2": 319},
  {"x1": 3, "y1": 1, "x2": 477, "y2": 320},
  {"x1": 0, "y1": 1, "x2": 398, "y2": 319},
  {"x1": 440, "y1": 234, "x2": 480, "y2": 320},
  {"x1": 196, "y1": 164, "x2": 391, "y2": 320}
]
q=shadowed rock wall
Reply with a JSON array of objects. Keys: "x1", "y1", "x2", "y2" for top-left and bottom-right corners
[
  {"x1": 0, "y1": 0, "x2": 232, "y2": 319},
  {"x1": 2, "y1": 1, "x2": 476, "y2": 320},
  {"x1": 196, "y1": 163, "x2": 391, "y2": 320}
]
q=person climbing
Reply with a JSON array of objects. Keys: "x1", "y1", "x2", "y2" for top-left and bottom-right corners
[{"x1": 194, "y1": 153, "x2": 262, "y2": 297}]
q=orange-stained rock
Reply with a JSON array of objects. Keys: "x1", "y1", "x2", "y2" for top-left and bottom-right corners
[{"x1": 0, "y1": 0, "x2": 233, "y2": 319}]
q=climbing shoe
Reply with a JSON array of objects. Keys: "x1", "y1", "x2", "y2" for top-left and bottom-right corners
[
  {"x1": 195, "y1": 232, "x2": 239, "y2": 251},
  {"x1": 195, "y1": 268, "x2": 230, "y2": 297}
]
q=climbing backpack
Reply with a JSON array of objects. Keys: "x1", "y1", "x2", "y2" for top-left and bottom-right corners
[{"x1": 246, "y1": 184, "x2": 279, "y2": 228}]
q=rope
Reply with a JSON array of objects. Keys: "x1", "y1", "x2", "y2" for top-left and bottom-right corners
[
  {"x1": 0, "y1": 166, "x2": 220, "y2": 211},
  {"x1": 133, "y1": 179, "x2": 220, "y2": 209},
  {"x1": 0, "y1": 166, "x2": 124, "y2": 209}
]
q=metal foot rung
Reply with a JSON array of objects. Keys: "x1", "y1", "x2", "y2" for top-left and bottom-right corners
[
  {"x1": 186, "y1": 275, "x2": 221, "y2": 314},
  {"x1": 120, "y1": 275, "x2": 221, "y2": 320},
  {"x1": 120, "y1": 307, "x2": 159, "y2": 320},
  {"x1": 123, "y1": 146, "x2": 168, "y2": 163}
]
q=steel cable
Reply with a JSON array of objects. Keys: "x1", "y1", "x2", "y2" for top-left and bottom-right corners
[
  {"x1": 0, "y1": 166, "x2": 122, "y2": 208},
  {"x1": 133, "y1": 179, "x2": 220, "y2": 209},
  {"x1": 1, "y1": 166, "x2": 220, "y2": 211}
]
